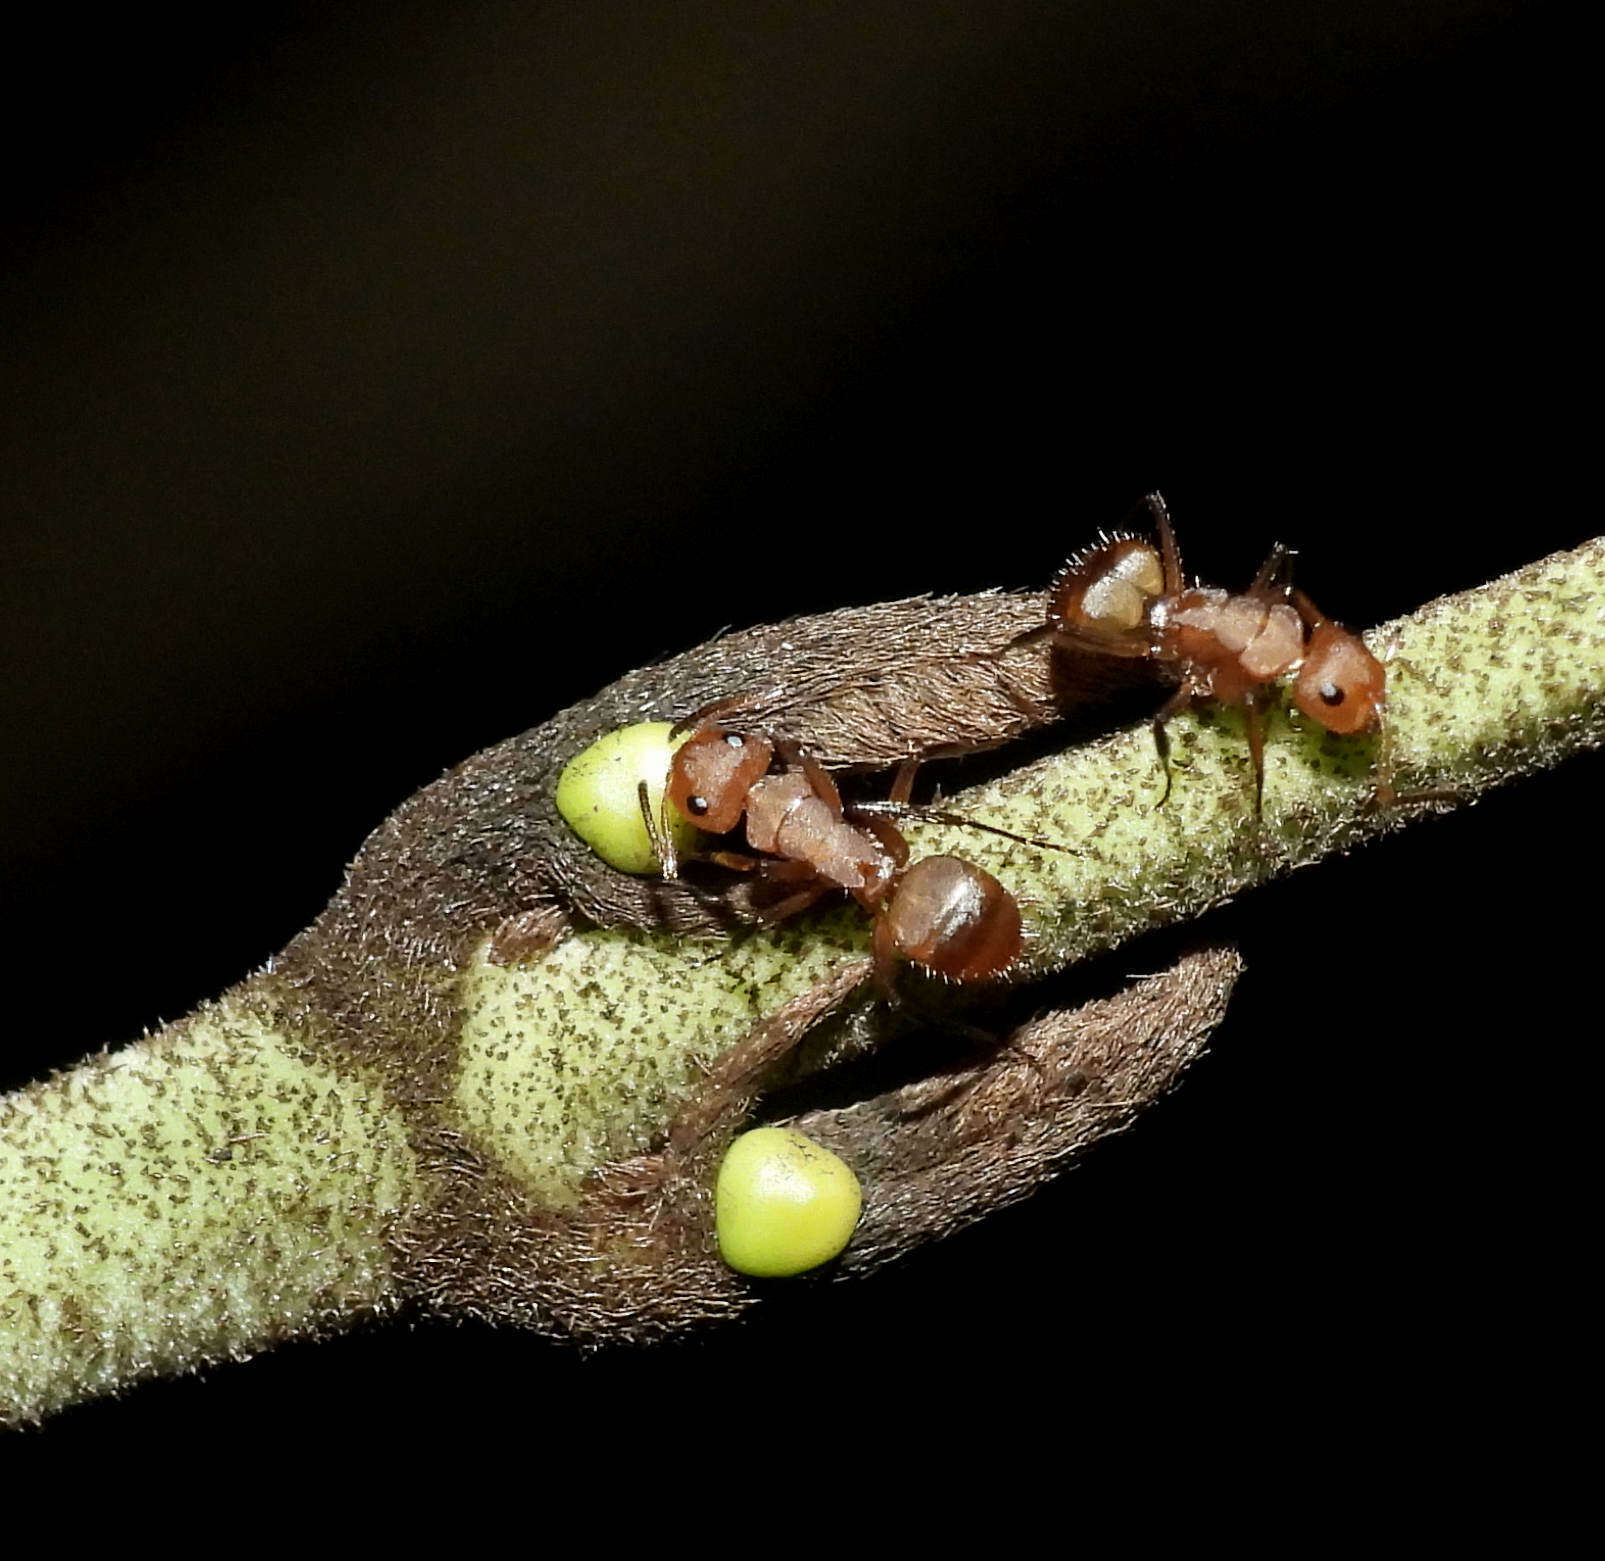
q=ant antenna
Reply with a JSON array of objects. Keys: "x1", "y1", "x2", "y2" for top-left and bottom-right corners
[
  {"x1": 638, "y1": 779, "x2": 680, "y2": 879},
  {"x1": 852, "y1": 798, "x2": 1080, "y2": 858}
]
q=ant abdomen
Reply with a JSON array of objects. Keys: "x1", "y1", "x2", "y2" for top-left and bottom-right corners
[
  {"x1": 745, "y1": 771, "x2": 891, "y2": 895},
  {"x1": 875, "y1": 854, "x2": 1023, "y2": 982},
  {"x1": 1049, "y1": 537, "x2": 1166, "y2": 651}
]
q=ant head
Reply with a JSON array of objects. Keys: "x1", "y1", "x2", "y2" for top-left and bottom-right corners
[
  {"x1": 667, "y1": 728, "x2": 774, "y2": 834},
  {"x1": 1292, "y1": 623, "x2": 1386, "y2": 735},
  {"x1": 1049, "y1": 537, "x2": 1165, "y2": 650},
  {"x1": 882, "y1": 855, "x2": 1022, "y2": 982}
]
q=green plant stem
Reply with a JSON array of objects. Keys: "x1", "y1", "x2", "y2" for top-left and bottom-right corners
[
  {"x1": 1, "y1": 994, "x2": 414, "y2": 1425},
  {"x1": 4, "y1": 538, "x2": 1602, "y2": 1425}
]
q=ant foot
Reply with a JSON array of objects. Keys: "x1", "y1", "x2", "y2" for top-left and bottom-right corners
[{"x1": 1371, "y1": 780, "x2": 1462, "y2": 812}]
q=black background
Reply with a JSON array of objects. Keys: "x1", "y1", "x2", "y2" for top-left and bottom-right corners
[{"x1": 2, "y1": 3, "x2": 1591, "y2": 1465}]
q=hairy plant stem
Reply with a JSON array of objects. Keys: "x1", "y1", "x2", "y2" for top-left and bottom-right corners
[{"x1": 4, "y1": 538, "x2": 1602, "y2": 1425}]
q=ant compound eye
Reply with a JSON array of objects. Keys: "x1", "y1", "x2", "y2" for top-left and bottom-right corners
[
  {"x1": 715, "y1": 1127, "x2": 861, "y2": 1278},
  {"x1": 553, "y1": 721, "x2": 701, "y2": 874},
  {"x1": 686, "y1": 795, "x2": 711, "y2": 817},
  {"x1": 1319, "y1": 681, "x2": 1345, "y2": 706}
]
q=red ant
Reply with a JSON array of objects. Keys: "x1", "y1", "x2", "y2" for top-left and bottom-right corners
[
  {"x1": 1040, "y1": 492, "x2": 1387, "y2": 811},
  {"x1": 643, "y1": 721, "x2": 1030, "y2": 985}
]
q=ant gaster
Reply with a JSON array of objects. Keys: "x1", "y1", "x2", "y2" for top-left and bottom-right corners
[
  {"x1": 1043, "y1": 492, "x2": 1387, "y2": 811},
  {"x1": 647, "y1": 721, "x2": 1025, "y2": 985}
]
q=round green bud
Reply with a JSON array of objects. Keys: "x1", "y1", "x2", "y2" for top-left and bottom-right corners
[
  {"x1": 716, "y1": 1126, "x2": 862, "y2": 1278},
  {"x1": 554, "y1": 721, "x2": 701, "y2": 875}
]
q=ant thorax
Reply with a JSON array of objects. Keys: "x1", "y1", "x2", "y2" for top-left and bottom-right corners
[
  {"x1": 744, "y1": 772, "x2": 894, "y2": 897},
  {"x1": 1157, "y1": 588, "x2": 1306, "y2": 704}
]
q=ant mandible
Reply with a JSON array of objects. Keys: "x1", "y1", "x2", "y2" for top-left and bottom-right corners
[
  {"x1": 1041, "y1": 492, "x2": 1387, "y2": 812},
  {"x1": 645, "y1": 720, "x2": 1025, "y2": 986}
]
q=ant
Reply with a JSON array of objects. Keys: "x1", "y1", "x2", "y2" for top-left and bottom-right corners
[
  {"x1": 642, "y1": 718, "x2": 1036, "y2": 986},
  {"x1": 1038, "y1": 492, "x2": 1387, "y2": 812}
]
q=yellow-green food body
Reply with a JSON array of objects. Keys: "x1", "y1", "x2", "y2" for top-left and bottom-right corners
[
  {"x1": 554, "y1": 721, "x2": 700, "y2": 874},
  {"x1": 715, "y1": 1127, "x2": 862, "y2": 1277}
]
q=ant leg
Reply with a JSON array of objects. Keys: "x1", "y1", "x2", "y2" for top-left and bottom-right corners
[
  {"x1": 773, "y1": 738, "x2": 847, "y2": 818},
  {"x1": 1369, "y1": 704, "x2": 1460, "y2": 811},
  {"x1": 842, "y1": 761, "x2": 914, "y2": 876},
  {"x1": 1150, "y1": 684, "x2": 1194, "y2": 808},
  {"x1": 871, "y1": 919, "x2": 1002, "y2": 1052},
  {"x1": 873, "y1": 985, "x2": 1052, "y2": 1122},
  {"x1": 753, "y1": 882, "x2": 831, "y2": 924},
  {"x1": 930, "y1": 810, "x2": 1080, "y2": 856},
  {"x1": 1035, "y1": 621, "x2": 1154, "y2": 660},
  {"x1": 799, "y1": 754, "x2": 841, "y2": 814},
  {"x1": 888, "y1": 758, "x2": 920, "y2": 807},
  {"x1": 1370, "y1": 690, "x2": 1399, "y2": 807},
  {"x1": 851, "y1": 811, "x2": 911, "y2": 871},
  {"x1": 750, "y1": 859, "x2": 831, "y2": 923},
  {"x1": 1286, "y1": 585, "x2": 1331, "y2": 633},
  {"x1": 871, "y1": 915, "x2": 903, "y2": 1004},
  {"x1": 1245, "y1": 695, "x2": 1268, "y2": 818},
  {"x1": 800, "y1": 750, "x2": 845, "y2": 817},
  {"x1": 668, "y1": 693, "x2": 749, "y2": 739},
  {"x1": 851, "y1": 743, "x2": 1081, "y2": 858},
  {"x1": 916, "y1": 808, "x2": 1081, "y2": 856},
  {"x1": 1005, "y1": 620, "x2": 1151, "y2": 666},
  {"x1": 1152, "y1": 719, "x2": 1173, "y2": 808},
  {"x1": 1005, "y1": 622, "x2": 1058, "y2": 652}
]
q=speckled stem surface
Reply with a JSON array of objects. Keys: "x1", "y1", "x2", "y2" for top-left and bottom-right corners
[
  {"x1": 0, "y1": 988, "x2": 416, "y2": 1425},
  {"x1": 3, "y1": 538, "x2": 1601, "y2": 1425}
]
